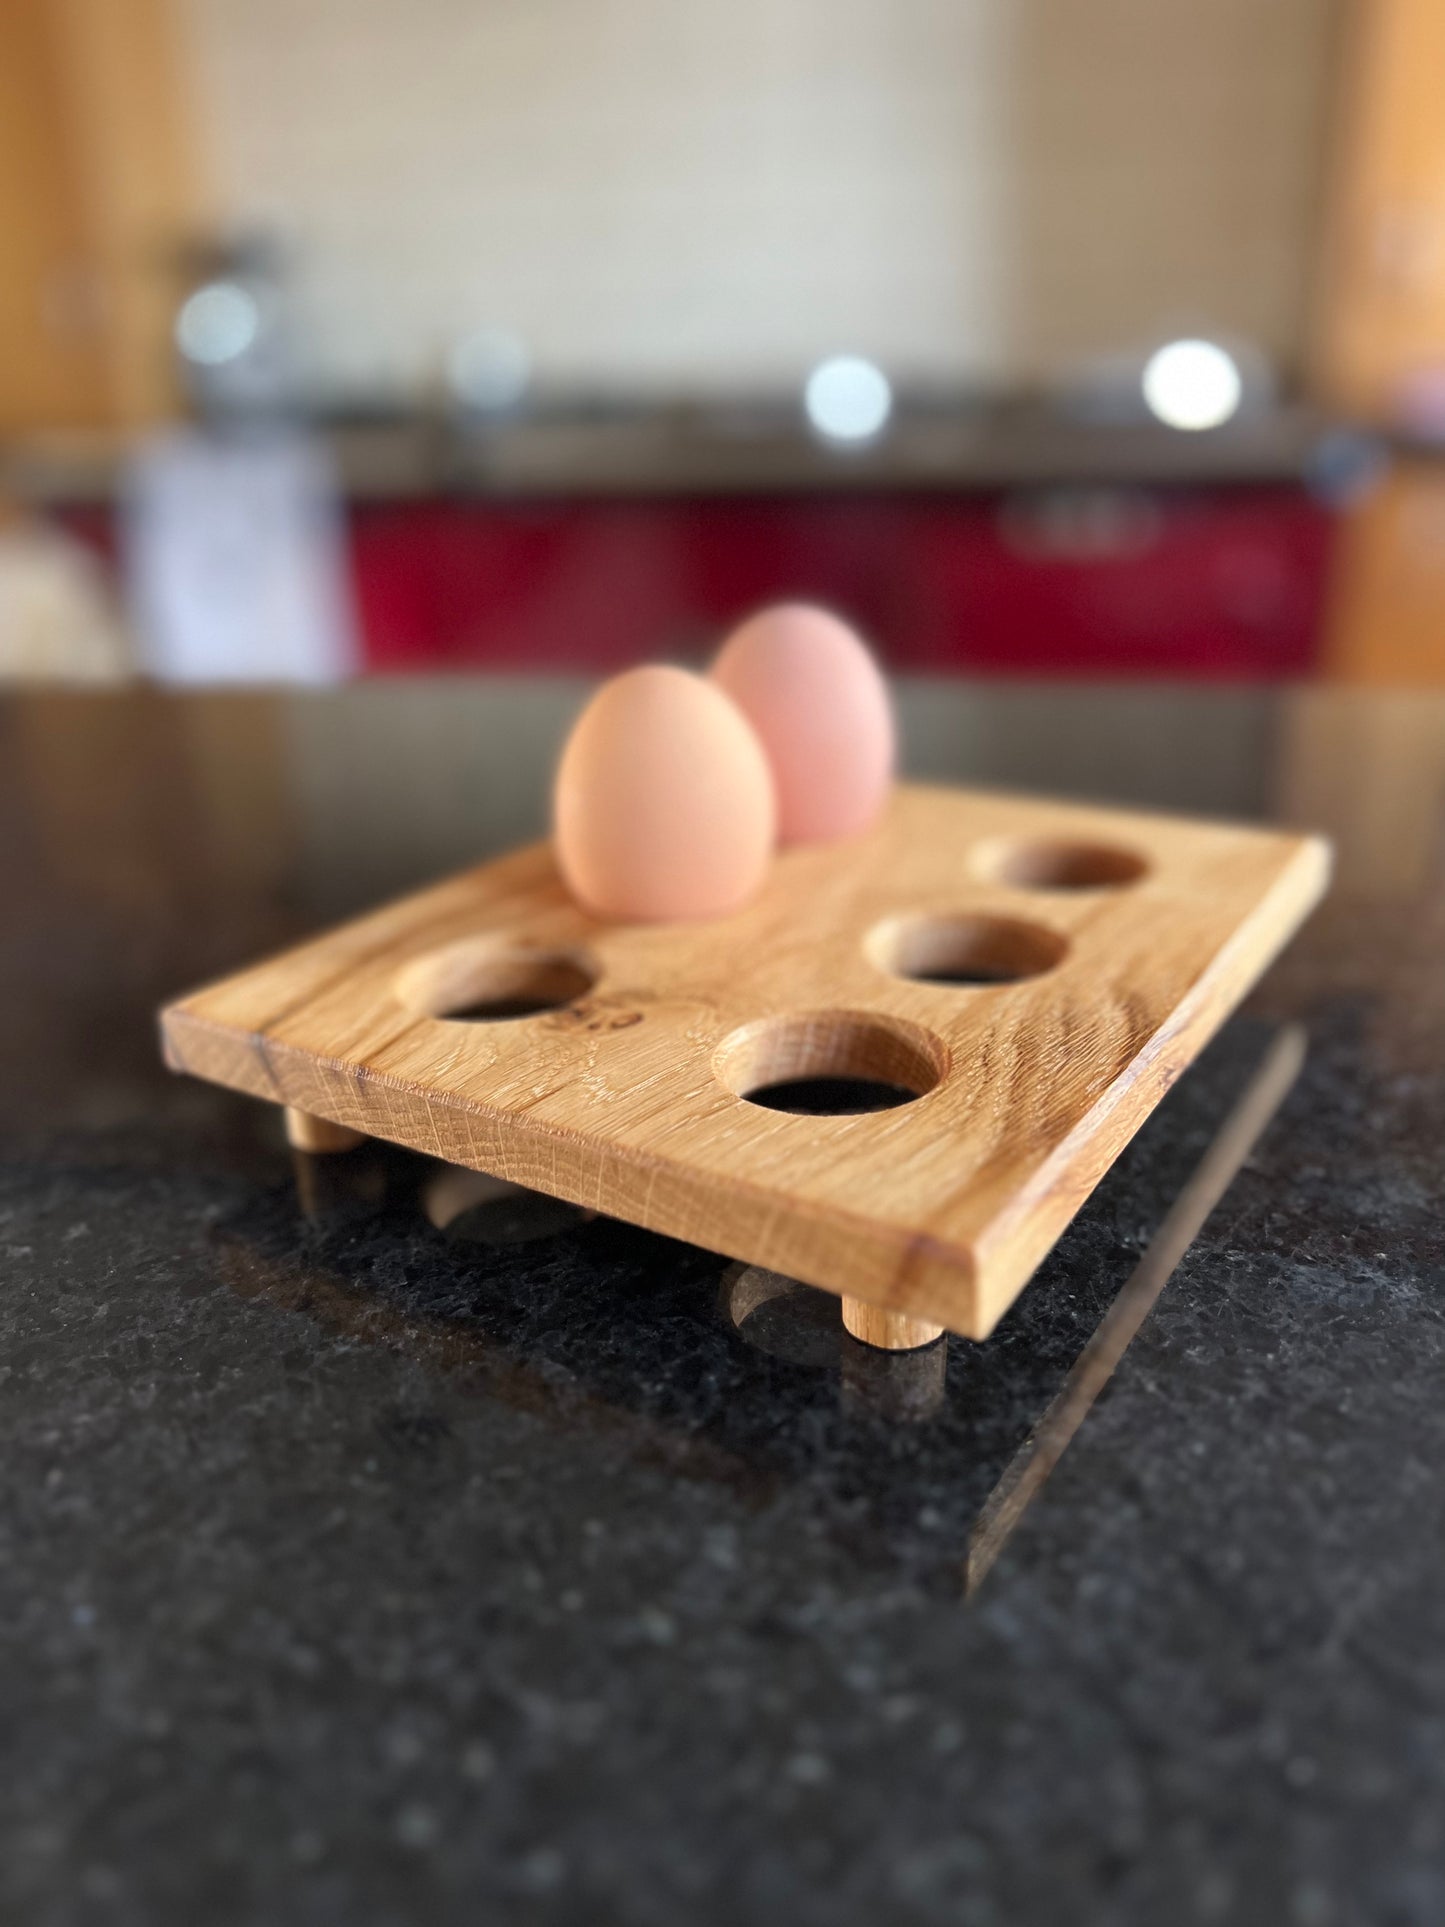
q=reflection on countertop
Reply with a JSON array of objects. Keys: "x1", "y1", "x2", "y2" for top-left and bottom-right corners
[{"x1": 221, "y1": 1017, "x2": 1301, "y2": 1597}]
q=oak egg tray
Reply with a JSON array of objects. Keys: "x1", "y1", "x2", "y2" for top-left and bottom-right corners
[{"x1": 160, "y1": 785, "x2": 1329, "y2": 1345}]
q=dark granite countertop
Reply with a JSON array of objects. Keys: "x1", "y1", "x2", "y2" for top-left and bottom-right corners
[{"x1": 2, "y1": 681, "x2": 1443, "y2": 1926}]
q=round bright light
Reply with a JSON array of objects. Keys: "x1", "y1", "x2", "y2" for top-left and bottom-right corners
[
  {"x1": 804, "y1": 356, "x2": 893, "y2": 444},
  {"x1": 1141, "y1": 339, "x2": 1243, "y2": 432},
  {"x1": 448, "y1": 327, "x2": 532, "y2": 413},
  {"x1": 175, "y1": 282, "x2": 260, "y2": 367}
]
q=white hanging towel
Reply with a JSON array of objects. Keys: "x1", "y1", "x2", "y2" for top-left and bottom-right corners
[{"x1": 123, "y1": 426, "x2": 358, "y2": 684}]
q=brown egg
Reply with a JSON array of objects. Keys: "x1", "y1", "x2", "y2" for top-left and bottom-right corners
[
  {"x1": 553, "y1": 665, "x2": 775, "y2": 921},
  {"x1": 711, "y1": 603, "x2": 895, "y2": 843}
]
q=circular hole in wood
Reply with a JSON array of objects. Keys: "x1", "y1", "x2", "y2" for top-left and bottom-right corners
[
  {"x1": 395, "y1": 939, "x2": 597, "y2": 1022},
  {"x1": 715, "y1": 1012, "x2": 945, "y2": 1114},
  {"x1": 979, "y1": 838, "x2": 1148, "y2": 890},
  {"x1": 746, "y1": 1077, "x2": 919, "y2": 1115},
  {"x1": 868, "y1": 913, "x2": 1067, "y2": 987}
]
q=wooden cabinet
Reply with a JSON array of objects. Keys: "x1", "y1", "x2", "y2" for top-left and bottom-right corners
[
  {"x1": 1310, "y1": 1, "x2": 1445, "y2": 682},
  {"x1": 1316, "y1": 0, "x2": 1445, "y2": 423},
  {"x1": 1324, "y1": 461, "x2": 1445, "y2": 680},
  {"x1": 0, "y1": 0, "x2": 200, "y2": 433}
]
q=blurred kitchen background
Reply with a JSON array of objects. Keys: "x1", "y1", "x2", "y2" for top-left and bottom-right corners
[{"x1": 3, "y1": 0, "x2": 1445, "y2": 894}]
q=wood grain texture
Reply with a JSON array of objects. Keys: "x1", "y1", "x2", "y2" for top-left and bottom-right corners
[{"x1": 160, "y1": 784, "x2": 1330, "y2": 1340}]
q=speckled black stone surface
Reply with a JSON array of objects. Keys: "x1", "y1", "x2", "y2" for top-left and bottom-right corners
[{"x1": 2, "y1": 689, "x2": 1443, "y2": 1926}]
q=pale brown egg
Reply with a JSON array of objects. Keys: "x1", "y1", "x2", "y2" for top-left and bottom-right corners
[
  {"x1": 711, "y1": 603, "x2": 895, "y2": 843},
  {"x1": 553, "y1": 665, "x2": 775, "y2": 920}
]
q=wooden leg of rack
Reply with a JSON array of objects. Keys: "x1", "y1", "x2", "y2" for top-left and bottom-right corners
[
  {"x1": 841, "y1": 1297, "x2": 944, "y2": 1351},
  {"x1": 284, "y1": 1107, "x2": 364, "y2": 1155}
]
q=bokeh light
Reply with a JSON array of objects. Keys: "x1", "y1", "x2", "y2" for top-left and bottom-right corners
[
  {"x1": 447, "y1": 327, "x2": 532, "y2": 414},
  {"x1": 174, "y1": 281, "x2": 261, "y2": 367},
  {"x1": 804, "y1": 356, "x2": 893, "y2": 444},
  {"x1": 1141, "y1": 339, "x2": 1243, "y2": 432}
]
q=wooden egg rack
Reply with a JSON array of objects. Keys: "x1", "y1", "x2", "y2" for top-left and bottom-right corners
[{"x1": 160, "y1": 785, "x2": 1329, "y2": 1348}]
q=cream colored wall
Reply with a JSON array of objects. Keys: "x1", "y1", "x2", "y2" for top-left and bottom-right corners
[
  {"x1": 1000, "y1": 0, "x2": 1339, "y2": 379},
  {"x1": 177, "y1": 0, "x2": 1338, "y2": 400}
]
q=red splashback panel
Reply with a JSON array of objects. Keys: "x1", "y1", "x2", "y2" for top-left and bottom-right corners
[
  {"x1": 54, "y1": 485, "x2": 1335, "y2": 679},
  {"x1": 351, "y1": 488, "x2": 1334, "y2": 678}
]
